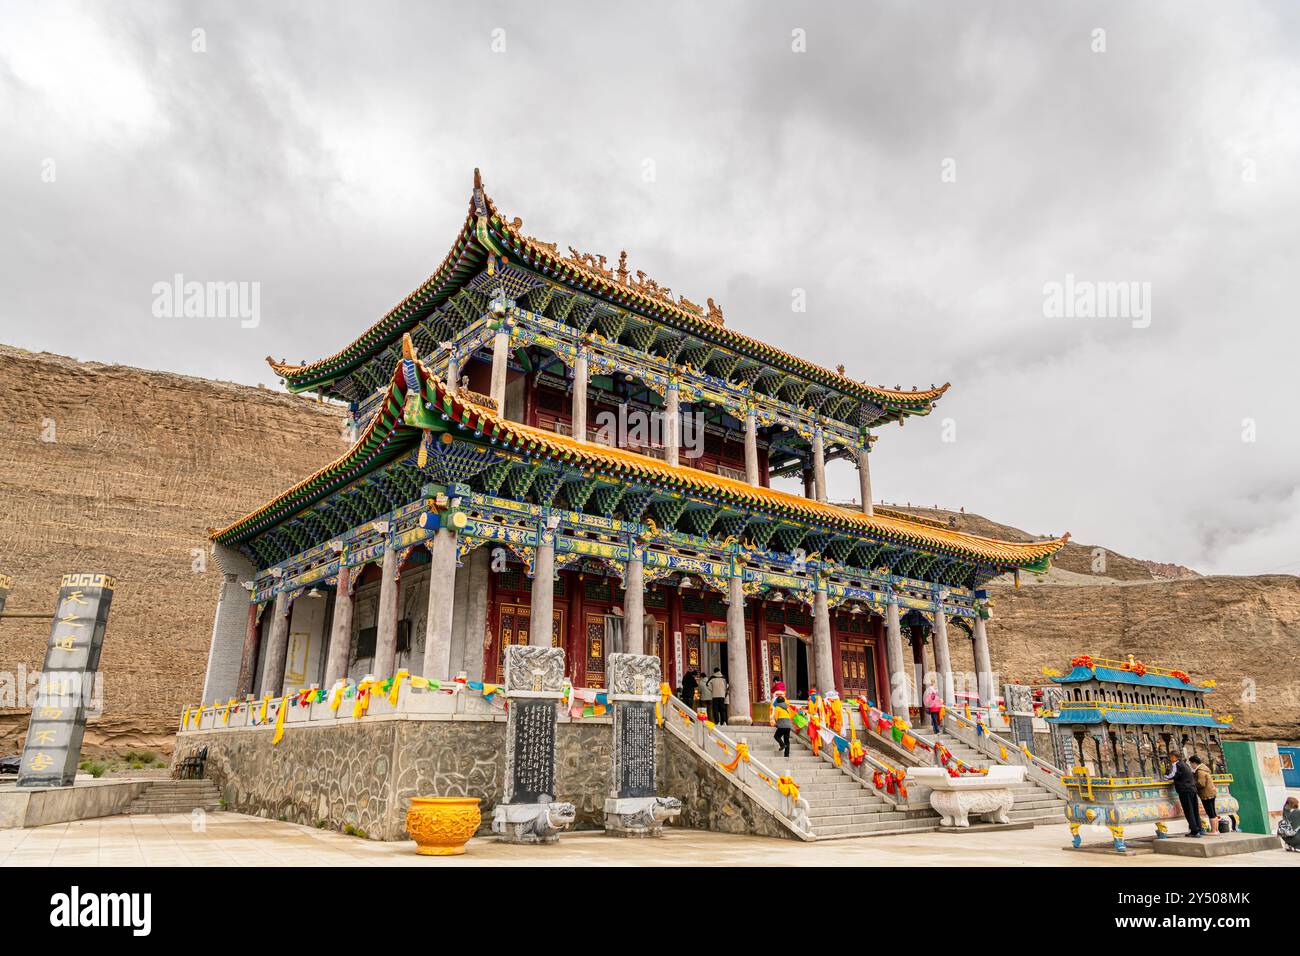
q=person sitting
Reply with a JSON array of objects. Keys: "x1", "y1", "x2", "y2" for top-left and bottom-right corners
[{"x1": 1279, "y1": 797, "x2": 1300, "y2": 852}]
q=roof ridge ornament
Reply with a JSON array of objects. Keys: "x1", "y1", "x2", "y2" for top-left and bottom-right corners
[{"x1": 472, "y1": 167, "x2": 487, "y2": 217}]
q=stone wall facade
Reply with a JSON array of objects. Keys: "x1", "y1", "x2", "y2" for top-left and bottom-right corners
[{"x1": 178, "y1": 716, "x2": 645, "y2": 840}]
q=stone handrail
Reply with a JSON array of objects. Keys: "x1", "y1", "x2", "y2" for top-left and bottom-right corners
[
  {"x1": 179, "y1": 676, "x2": 512, "y2": 733},
  {"x1": 942, "y1": 709, "x2": 1067, "y2": 796},
  {"x1": 662, "y1": 696, "x2": 814, "y2": 837},
  {"x1": 784, "y1": 704, "x2": 917, "y2": 807}
]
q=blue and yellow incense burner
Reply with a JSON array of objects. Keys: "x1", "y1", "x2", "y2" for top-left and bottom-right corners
[{"x1": 1044, "y1": 655, "x2": 1239, "y2": 853}]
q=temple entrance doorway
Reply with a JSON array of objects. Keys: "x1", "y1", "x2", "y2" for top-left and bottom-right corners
[{"x1": 779, "y1": 628, "x2": 810, "y2": 700}]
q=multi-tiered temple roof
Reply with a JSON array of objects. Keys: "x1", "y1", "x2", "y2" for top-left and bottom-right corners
[
  {"x1": 267, "y1": 171, "x2": 948, "y2": 427},
  {"x1": 218, "y1": 336, "x2": 1067, "y2": 582}
]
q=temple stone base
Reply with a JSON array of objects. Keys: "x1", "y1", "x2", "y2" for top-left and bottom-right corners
[{"x1": 175, "y1": 716, "x2": 627, "y2": 840}]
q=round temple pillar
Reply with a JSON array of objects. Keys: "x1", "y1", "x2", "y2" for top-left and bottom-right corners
[
  {"x1": 664, "y1": 384, "x2": 680, "y2": 467},
  {"x1": 973, "y1": 614, "x2": 995, "y2": 707},
  {"x1": 725, "y1": 574, "x2": 752, "y2": 724},
  {"x1": 323, "y1": 563, "x2": 354, "y2": 687},
  {"x1": 856, "y1": 443, "x2": 873, "y2": 516},
  {"x1": 572, "y1": 349, "x2": 588, "y2": 442},
  {"x1": 236, "y1": 600, "x2": 262, "y2": 699},
  {"x1": 423, "y1": 527, "x2": 458, "y2": 679},
  {"x1": 744, "y1": 409, "x2": 760, "y2": 486},
  {"x1": 373, "y1": 546, "x2": 400, "y2": 679},
  {"x1": 529, "y1": 525, "x2": 555, "y2": 647},
  {"x1": 885, "y1": 600, "x2": 910, "y2": 725},
  {"x1": 490, "y1": 323, "x2": 510, "y2": 412},
  {"x1": 461, "y1": 547, "x2": 491, "y2": 680},
  {"x1": 931, "y1": 605, "x2": 955, "y2": 707},
  {"x1": 260, "y1": 590, "x2": 291, "y2": 698},
  {"x1": 623, "y1": 552, "x2": 645, "y2": 655},
  {"x1": 812, "y1": 427, "x2": 828, "y2": 504},
  {"x1": 812, "y1": 587, "x2": 836, "y2": 695}
]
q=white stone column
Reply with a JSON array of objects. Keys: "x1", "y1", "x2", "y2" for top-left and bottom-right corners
[
  {"x1": 857, "y1": 443, "x2": 873, "y2": 516},
  {"x1": 812, "y1": 588, "x2": 836, "y2": 694},
  {"x1": 423, "y1": 527, "x2": 458, "y2": 679},
  {"x1": 260, "y1": 590, "x2": 291, "y2": 697},
  {"x1": 744, "y1": 409, "x2": 760, "y2": 486},
  {"x1": 931, "y1": 605, "x2": 955, "y2": 707},
  {"x1": 490, "y1": 322, "x2": 510, "y2": 411},
  {"x1": 572, "y1": 349, "x2": 588, "y2": 441},
  {"x1": 725, "y1": 574, "x2": 751, "y2": 724},
  {"x1": 462, "y1": 547, "x2": 491, "y2": 679},
  {"x1": 973, "y1": 614, "x2": 995, "y2": 707},
  {"x1": 812, "y1": 427, "x2": 828, "y2": 503},
  {"x1": 323, "y1": 563, "x2": 353, "y2": 687},
  {"x1": 529, "y1": 526, "x2": 555, "y2": 647},
  {"x1": 885, "y1": 599, "x2": 910, "y2": 724},
  {"x1": 664, "y1": 383, "x2": 680, "y2": 467},
  {"x1": 623, "y1": 551, "x2": 645, "y2": 655},
  {"x1": 204, "y1": 542, "x2": 256, "y2": 703},
  {"x1": 373, "y1": 546, "x2": 400, "y2": 678}
]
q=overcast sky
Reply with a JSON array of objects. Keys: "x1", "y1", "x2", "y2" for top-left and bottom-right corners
[{"x1": 3, "y1": 1, "x2": 1298, "y2": 576}]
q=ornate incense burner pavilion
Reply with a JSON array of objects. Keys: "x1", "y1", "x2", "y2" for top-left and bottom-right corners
[
  {"x1": 1046, "y1": 656, "x2": 1238, "y2": 852},
  {"x1": 199, "y1": 170, "x2": 1068, "y2": 727}
]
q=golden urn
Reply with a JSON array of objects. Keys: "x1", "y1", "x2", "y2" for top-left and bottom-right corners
[{"x1": 405, "y1": 796, "x2": 482, "y2": 856}]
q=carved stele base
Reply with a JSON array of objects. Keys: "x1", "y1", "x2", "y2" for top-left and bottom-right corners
[
  {"x1": 604, "y1": 796, "x2": 683, "y2": 838},
  {"x1": 929, "y1": 788, "x2": 1015, "y2": 828},
  {"x1": 491, "y1": 801, "x2": 576, "y2": 845}
]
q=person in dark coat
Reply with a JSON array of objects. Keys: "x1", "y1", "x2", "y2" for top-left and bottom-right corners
[
  {"x1": 680, "y1": 670, "x2": 698, "y2": 710},
  {"x1": 1166, "y1": 754, "x2": 1202, "y2": 837}
]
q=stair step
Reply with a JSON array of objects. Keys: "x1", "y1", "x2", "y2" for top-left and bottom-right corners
[{"x1": 813, "y1": 818, "x2": 938, "y2": 838}]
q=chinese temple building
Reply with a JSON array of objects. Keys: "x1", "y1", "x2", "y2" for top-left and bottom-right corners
[{"x1": 200, "y1": 171, "x2": 1068, "y2": 727}]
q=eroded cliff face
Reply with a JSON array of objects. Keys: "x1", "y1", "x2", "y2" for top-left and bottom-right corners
[
  {"x1": 0, "y1": 346, "x2": 346, "y2": 755},
  {"x1": 0, "y1": 346, "x2": 1294, "y2": 753}
]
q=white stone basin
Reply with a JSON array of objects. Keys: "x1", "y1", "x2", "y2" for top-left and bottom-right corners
[{"x1": 904, "y1": 766, "x2": 1024, "y2": 826}]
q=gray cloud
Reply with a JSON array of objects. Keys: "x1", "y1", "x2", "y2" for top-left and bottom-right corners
[{"x1": 2, "y1": 0, "x2": 1298, "y2": 574}]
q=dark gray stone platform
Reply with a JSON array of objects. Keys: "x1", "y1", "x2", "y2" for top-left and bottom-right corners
[{"x1": 1152, "y1": 831, "x2": 1282, "y2": 858}]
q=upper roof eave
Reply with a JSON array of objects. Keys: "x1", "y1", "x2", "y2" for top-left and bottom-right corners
[
  {"x1": 270, "y1": 171, "x2": 950, "y2": 415},
  {"x1": 222, "y1": 336, "x2": 1066, "y2": 573}
]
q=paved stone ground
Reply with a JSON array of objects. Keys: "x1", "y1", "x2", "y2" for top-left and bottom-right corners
[{"x1": 2, "y1": 813, "x2": 1297, "y2": 866}]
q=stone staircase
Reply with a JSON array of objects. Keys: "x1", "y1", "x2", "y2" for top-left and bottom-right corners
[
  {"x1": 124, "y1": 779, "x2": 222, "y2": 815},
  {"x1": 928, "y1": 731, "x2": 1066, "y2": 825},
  {"x1": 728, "y1": 727, "x2": 939, "y2": 840}
]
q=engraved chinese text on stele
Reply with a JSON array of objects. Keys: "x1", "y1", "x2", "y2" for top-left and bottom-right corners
[
  {"x1": 502, "y1": 645, "x2": 564, "y2": 804},
  {"x1": 607, "y1": 653, "x2": 661, "y2": 799}
]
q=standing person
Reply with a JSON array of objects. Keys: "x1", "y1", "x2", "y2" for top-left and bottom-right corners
[
  {"x1": 1189, "y1": 756, "x2": 1216, "y2": 834},
  {"x1": 707, "y1": 667, "x2": 728, "y2": 724},
  {"x1": 770, "y1": 682, "x2": 793, "y2": 758},
  {"x1": 923, "y1": 686, "x2": 943, "y2": 734},
  {"x1": 1279, "y1": 797, "x2": 1300, "y2": 852},
  {"x1": 1166, "y1": 753, "x2": 1201, "y2": 837},
  {"x1": 681, "y1": 669, "x2": 698, "y2": 711}
]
